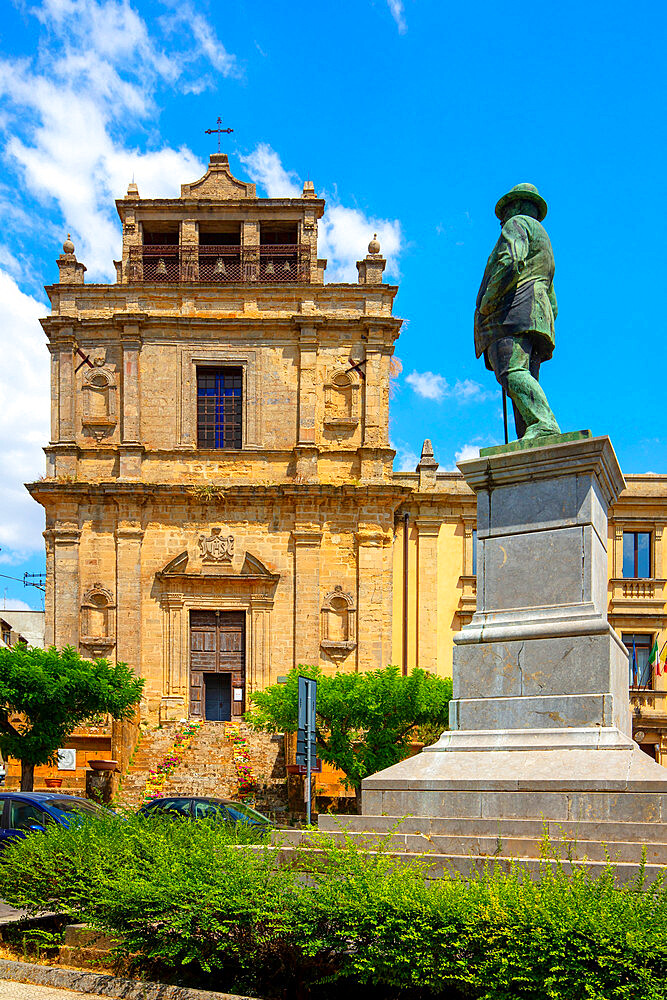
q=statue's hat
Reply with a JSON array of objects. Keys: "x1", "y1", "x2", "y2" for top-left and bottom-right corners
[{"x1": 495, "y1": 183, "x2": 548, "y2": 222}]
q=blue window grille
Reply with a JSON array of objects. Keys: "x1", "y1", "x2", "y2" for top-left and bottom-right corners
[{"x1": 197, "y1": 368, "x2": 242, "y2": 449}]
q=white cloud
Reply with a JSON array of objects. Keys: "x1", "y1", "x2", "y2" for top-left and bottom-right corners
[
  {"x1": 0, "y1": 0, "x2": 236, "y2": 560},
  {"x1": 455, "y1": 444, "x2": 481, "y2": 463},
  {"x1": 0, "y1": 270, "x2": 49, "y2": 561},
  {"x1": 406, "y1": 370, "x2": 447, "y2": 400},
  {"x1": 392, "y1": 441, "x2": 418, "y2": 472},
  {"x1": 319, "y1": 205, "x2": 402, "y2": 283},
  {"x1": 0, "y1": 0, "x2": 235, "y2": 278},
  {"x1": 241, "y1": 143, "x2": 403, "y2": 283},
  {"x1": 0, "y1": 599, "x2": 39, "y2": 612},
  {"x1": 387, "y1": 0, "x2": 407, "y2": 33},
  {"x1": 406, "y1": 370, "x2": 498, "y2": 403},
  {"x1": 240, "y1": 144, "x2": 301, "y2": 198}
]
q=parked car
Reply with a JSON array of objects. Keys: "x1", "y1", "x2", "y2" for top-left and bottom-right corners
[
  {"x1": 0, "y1": 792, "x2": 112, "y2": 848},
  {"x1": 138, "y1": 796, "x2": 272, "y2": 829}
]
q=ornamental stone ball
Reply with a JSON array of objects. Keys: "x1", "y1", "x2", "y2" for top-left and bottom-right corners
[
  {"x1": 474, "y1": 183, "x2": 560, "y2": 443},
  {"x1": 368, "y1": 233, "x2": 381, "y2": 255}
]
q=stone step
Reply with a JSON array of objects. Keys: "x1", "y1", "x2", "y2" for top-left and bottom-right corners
[
  {"x1": 269, "y1": 843, "x2": 667, "y2": 886},
  {"x1": 275, "y1": 827, "x2": 667, "y2": 864},
  {"x1": 318, "y1": 813, "x2": 667, "y2": 844}
]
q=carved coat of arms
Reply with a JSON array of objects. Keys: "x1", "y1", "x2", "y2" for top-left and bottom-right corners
[{"x1": 199, "y1": 528, "x2": 234, "y2": 563}]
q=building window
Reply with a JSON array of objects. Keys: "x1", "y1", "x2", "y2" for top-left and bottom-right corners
[
  {"x1": 622, "y1": 632, "x2": 653, "y2": 688},
  {"x1": 197, "y1": 368, "x2": 242, "y2": 449},
  {"x1": 623, "y1": 531, "x2": 651, "y2": 578}
]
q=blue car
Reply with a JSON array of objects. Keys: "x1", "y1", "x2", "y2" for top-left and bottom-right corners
[{"x1": 0, "y1": 792, "x2": 111, "y2": 847}]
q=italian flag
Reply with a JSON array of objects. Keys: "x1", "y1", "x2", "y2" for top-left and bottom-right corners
[{"x1": 648, "y1": 638, "x2": 661, "y2": 677}]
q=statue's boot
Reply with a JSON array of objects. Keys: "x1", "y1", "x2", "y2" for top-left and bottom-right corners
[{"x1": 506, "y1": 368, "x2": 560, "y2": 441}]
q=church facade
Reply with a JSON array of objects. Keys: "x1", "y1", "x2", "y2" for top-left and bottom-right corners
[{"x1": 26, "y1": 153, "x2": 667, "y2": 774}]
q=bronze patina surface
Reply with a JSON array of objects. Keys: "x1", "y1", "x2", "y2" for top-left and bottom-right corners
[
  {"x1": 475, "y1": 182, "x2": 561, "y2": 443},
  {"x1": 479, "y1": 429, "x2": 591, "y2": 457}
]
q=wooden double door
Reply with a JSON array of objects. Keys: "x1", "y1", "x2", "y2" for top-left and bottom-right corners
[{"x1": 189, "y1": 610, "x2": 245, "y2": 720}]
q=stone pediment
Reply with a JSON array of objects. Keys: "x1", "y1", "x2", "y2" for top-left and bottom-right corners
[
  {"x1": 180, "y1": 154, "x2": 256, "y2": 200},
  {"x1": 158, "y1": 547, "x2": 278, "y2": 582}
]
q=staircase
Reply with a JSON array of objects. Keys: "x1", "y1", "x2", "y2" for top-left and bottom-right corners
[
  {"x1": 115, "y1": 724, "x2": 178, "y2": 810},
  {"x1": 275, "y1": 813, "x2": 667, "y2": 885},
  {"x1": 116, "y1": 721, "x2": 287, "y2": 815},
  {"x1": 163, "y1": 722, "x2": 236, "y2": 799}
]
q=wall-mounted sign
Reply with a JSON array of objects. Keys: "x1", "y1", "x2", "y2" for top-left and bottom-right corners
[
  {"x1": 233, "y1": 688, "x2": 243, "y2": 702},
  {"x1": 57, "y1": 748, "x2": 77, "y2": 771}
]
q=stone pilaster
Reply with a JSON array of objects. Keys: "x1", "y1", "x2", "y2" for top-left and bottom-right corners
[
  {"x1": 292, "y1": 518, "x2": 321, "y2": 667},
  {"x1": 43, "y1": 528, "x2": 56, "y2": 647},
  {"x1": 356, "y1": 522, "x2": 391, "y2": 671},
  {"x1": 119, "y1": 324, "x2": 143, "y2": 478},
  {"x1": 115, "y1": 512, "x2": 144, "y2": 688},
  {"x1": 161, "y1": 596, "x2": 185, "y2": 700},
  {"x1": 51, "y1": 524, "x2": 81, "y2": 649},
  {"x1": 295, "y1": 326, "x2": 319, "y2": 481},
  {"x1": 250, "y1": 599, "x2": 273, "y2": 691},
  {"x1": 360, "y1": 327, "x2": 393, "y2": 481},
  {"x1": 415, "y1": 517, "x2": 441, "y2": 671}
]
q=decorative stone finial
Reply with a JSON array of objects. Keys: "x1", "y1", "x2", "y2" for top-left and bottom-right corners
[
  {"x1": 302, "y1": 179, "x2": 316, "y2": 198},
  {"x1": 417, "y1": 439, "x2": 438, "y2": 470},
  {"x1": 126, "y1": 181, "x2": 140, "y2": 198},
  {"x1": 357, "y1": 234, "x2": 386, "y2": 285},
  {"x1": 57, "y1": 233, "x2": 86, "y2": 284},
  {"x1": 416, "y1": 438, "x2": 439, "y2": 488}
]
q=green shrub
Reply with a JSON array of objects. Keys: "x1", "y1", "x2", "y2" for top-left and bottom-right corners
[{"x1": 1, "y1": 818, "x2": 666, "y2": 999}]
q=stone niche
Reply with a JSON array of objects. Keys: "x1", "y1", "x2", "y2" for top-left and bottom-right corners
[
  {"x1": 81, "y1": 361, "x2": 117, "y2": 440},
  {"x1": 320, "y1": 585, "x2": 357, "y2": 658},
  {"x1": 323, "y1": 370, "x2": 359, "y2": 430},
  {"x1": 80, "y1": 584, "x2": 116, "y2": 658}
]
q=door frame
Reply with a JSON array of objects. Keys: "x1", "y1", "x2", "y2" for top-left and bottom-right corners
[
  {"x1": 157, "y1": 553, "x2": 278, "y2": 723},
  {"x1": 189, "y1": 610, "x2": 245, "y2": 720}
]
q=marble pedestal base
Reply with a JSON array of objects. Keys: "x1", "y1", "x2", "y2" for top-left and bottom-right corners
[{"x1": 359, "y1": 436, "x2": 667, "y2": 834}]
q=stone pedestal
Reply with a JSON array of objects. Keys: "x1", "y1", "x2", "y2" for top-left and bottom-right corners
[{"x1": 361, "y1": 436, "x2": 667, "y2": 827}]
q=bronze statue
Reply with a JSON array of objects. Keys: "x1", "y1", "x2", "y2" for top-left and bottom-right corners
[{"x1": 474, "y1": 183, "x2": 560, "y2": 442}]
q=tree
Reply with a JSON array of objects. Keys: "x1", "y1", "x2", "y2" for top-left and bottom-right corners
[
  {"x1": 247, "y1": 666, "x2": 452, "y2": 810},
  {"x1": 0, "y1": 644, "x2": 144, "y2": 791}
]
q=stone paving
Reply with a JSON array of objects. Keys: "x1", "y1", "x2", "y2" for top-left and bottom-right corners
[{"x1": 0, "y1": 983, "x2": 107, "y2": 999}]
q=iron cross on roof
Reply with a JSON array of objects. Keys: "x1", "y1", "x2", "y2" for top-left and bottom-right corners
[{"x1": 204, "y1": 117, "x2": 234, "y2": 154}]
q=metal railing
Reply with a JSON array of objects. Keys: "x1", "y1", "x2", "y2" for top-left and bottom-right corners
[{"x1": 127, "y1": 244, "x2": 311, "y2": 283}]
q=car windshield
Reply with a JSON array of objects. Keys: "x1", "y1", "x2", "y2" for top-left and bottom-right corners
[
  {"x1": 221, "y1": 801, "x2": 269, "y2": 823},
  {"x1": 44, "y1": 798, "x2": 109, "y2": 819},
  {"x1": 142, "y1": 798, "x2": 192, "y2": 816}
]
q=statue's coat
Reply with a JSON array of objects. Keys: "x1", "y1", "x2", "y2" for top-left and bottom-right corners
[{"x1": 474, "y1": 214, "x2": 558, "y2": 369}]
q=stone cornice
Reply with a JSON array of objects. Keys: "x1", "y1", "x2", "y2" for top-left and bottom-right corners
[
  {"x1": 40, "y1": 313, "x2": 402, "y2": 336},
  {"x1": 26, "y1": 480, "x2": 413, "y2": 506},
  {"x1": 115, "y1": 195, "x2": 327, "y2": 215}
]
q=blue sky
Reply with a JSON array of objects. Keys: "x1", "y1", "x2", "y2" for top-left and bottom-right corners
[{"x1": 0, "y1": 0, "x2": 665, "y2": 610}]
